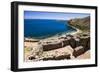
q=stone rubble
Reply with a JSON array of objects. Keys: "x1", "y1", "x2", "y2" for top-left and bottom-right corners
[{"x1": 26, "y1": 34, "x2": 90, "y2": 61}]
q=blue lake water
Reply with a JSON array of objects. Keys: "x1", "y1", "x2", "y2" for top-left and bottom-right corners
[{"x1": 24, "y1": 19, "x2": 76, "y2": 39}]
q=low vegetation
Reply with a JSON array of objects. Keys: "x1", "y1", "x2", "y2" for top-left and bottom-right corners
[{"x1": 68, "y1": 16, "x2": 90, "y2": 32}]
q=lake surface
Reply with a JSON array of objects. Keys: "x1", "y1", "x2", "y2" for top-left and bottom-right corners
[{"x1": 24, "y1": 19, "x2": 76, "y2": 39}]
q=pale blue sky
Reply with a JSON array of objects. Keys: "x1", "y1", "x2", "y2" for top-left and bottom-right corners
[{"x1": 24, "y1": 11, "x2": 90, "y2": 20}]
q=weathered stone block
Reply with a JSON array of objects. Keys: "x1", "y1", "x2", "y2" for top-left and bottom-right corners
[
  {"x1": 43, "y1": 42, "x2": 62, "y2": 51},
  {"x1": 80, "y1": 36, "x2": 90, "y2": 51},
  {"x1": 62, "y1": 39, "x2": 69, "y2": 47},
  {"x1": 73, "y1": 46, "x2": 85, "y2": 57},
  {"x1": 69, "y1": 38, "x2": 76, "y2": 48}
]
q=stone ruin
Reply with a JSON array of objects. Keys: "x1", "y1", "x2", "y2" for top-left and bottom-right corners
[{"x1": 28, "y1": 34, "x2": 90, "y2": 61}]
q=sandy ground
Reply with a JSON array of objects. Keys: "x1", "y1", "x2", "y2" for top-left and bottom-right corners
[{"x1": 24, "y1": 41, "x2": 38, "y2": 47}]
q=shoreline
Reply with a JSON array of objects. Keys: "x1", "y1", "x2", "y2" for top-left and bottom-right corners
[
  {"x1": 24, "y1": 19, "x2": 84, "y2": 42},
  {"x1": 24, "y1": 25, "x2": 82, "y2": 42}
]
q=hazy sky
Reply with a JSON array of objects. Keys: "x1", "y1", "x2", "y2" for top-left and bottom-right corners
[{"x1": 24, "y1": 11, "x2": 90, "y2": 20}]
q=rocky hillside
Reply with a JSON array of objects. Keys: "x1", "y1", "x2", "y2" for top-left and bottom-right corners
[{"x1": 68, "y1": 16, "x2": 90, "y2": 32}]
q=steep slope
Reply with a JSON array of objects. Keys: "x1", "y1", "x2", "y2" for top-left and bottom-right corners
[{"x1": 68, "y1": 16, "x2": 90, "y2": 32}]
